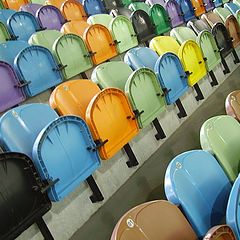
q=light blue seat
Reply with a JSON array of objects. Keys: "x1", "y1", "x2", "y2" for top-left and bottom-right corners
[
  {"x1": 0, "y1": 40, "x2": 29, "y2": 66},
  {"x1": 176, "y1": 0, "x2": 195, "y2": 22},
  {"x1": 224, "y1": 2, "x2": 240, "y2": 14},
  {"x1": 213, "y1": 0, "x2": 223, "y2": 8},
  {"x1": 83, "y1": 0, "x2": 106, "y2": 15},
  {"x1": 14, "y1": 46, "x2": 63, "y2": 97},
  {"x1": 165, "y1": 150, "x2": 232, "y2": 238},
  {"x1": 8, "y1": 11, "x2": 40, "y2": 41},
  {"x1": 0, "y1": 9, "x2": 16, "y2": 25}
]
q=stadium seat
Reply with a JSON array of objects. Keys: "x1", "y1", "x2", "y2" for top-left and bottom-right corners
[
  {"x1": 83, "y1": 24, "x2": 118, "y2": 64},
  {"x1": 130, "y1": 10, "x2": 155, "y2": 43},
  {"x1": 61, "y1": 0, "x2": 87, "y2": 21},
  {"x1": 203, "y1": 225, "x2": 236, "y2": 240},
  {"x1": 0, "y1": 1, "x2": 4, "y2": 9},
  {"x1": 118, "y1": 0, "x2": 133, "y2": 6},
  {"x1": 61, "y1": 20, "x2": 90, "y2": 36},
  {"x1": 111, "y1": 200, "x2": 197, "y2": 240},
  {"x1": 203, "y1": 0, "x2": 214, "y2": 11},
  {"x1": 45, "y1": 0, "x2": 65, "y2": 9},
  {"x1": 8, "y1": 11, "x2": 40, "y2": 41},
  {"x1": 149, "y1": 4, "x2": 171, "y2": 35},
  {"x1": 200, "y1": 115, "x2": 240, "y2": 182},
  {"x1": 213, "y1": 0, "x2": 223, "y2": 7},
  {"x1": 165, "y1": 150, "x2": 232, "y2": 237},
  {"x1": 83, "y1": 0, "x2": 106, "y2": 15},
  {"x1": 224, "y1": 2, "x2": 240, "y2": 15},
  {"x1": 190, "y1": 0, "x2": 206, "y2": 16},
  {"x1": 0, "y1": 9, "x2": 15, "y2": 25},
  {"x1": 225, "y1": 90, "x2": 240, "y2": 121},
  {"x1": 103, "y1": 0, "x2": 119, "y2": 12},
  {"x1": 214, "y1": 7, "x2": 232, "y2": 22},
  {"x1": 50, "y1": 80, "x2": 139, "y2": 167},
  {"x1": 233, "y1": 0, "x2": 240, "y2": 7},
  {"x1": 187, "y1": 19, "x2": 211, "y2": 34},
  {"x1": 170, "y1": 26, "x2": 197, "y2": 44},
  {"x1": 87, "y1": 13, "x2": 113, "y2": 27},
  {"x1": 0, "y1": 61, "x2": 26, "y2": 113},
  {"x1": 176, "y1": 0, "x2": 195, "y2": 22},
  {"x1": 0, "y1": 152, "x2": 53, "y2": 240},
  {"x1": 201, "y1": 12, "x2": 223, "y2": 27},
  {"x1": 110, "y1": 7, "x2": 132, "y2": 17},
  {"x1": 20, "y1": 3, "x2": 42, "y2": 15},
  {"x1": 36, "y1": 5, "x2": 65, "y2": 31},
  {"x1": 110, "y1": 16, "x2": 138, "y2": 53},
  {"x1": 165, "y1": 0, "x2": 184, "y2": 27},
  {"x1": 31, "y1": 0, "x2": 45, "y2": 3},
  {"x1": 14, "y1": 46, "x2": 63, "y2": 96},
  {"x1": 128, "y1": 2, "x2": 150, "y2": 13},
  {"x1": 4, "y1": 0, "x2": 28, "y2": 10},
  {"x1": 225, "y1": 15, "x2": 240, "y2": 48},
  {"x1": 0, "y1": 21, "x2": 11, "y2": 43}
]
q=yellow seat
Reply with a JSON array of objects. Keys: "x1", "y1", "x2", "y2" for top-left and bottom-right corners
[
  {"x1": 45, "y1": 0, "x2": 65, "y2": 9},
  {"x1": 61, "y1": 20, "x2": 90, "y2": 37}
]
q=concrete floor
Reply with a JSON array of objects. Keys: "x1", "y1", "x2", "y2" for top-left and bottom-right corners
[{"x1": 71, "y1": 67, "x2": 240, "y2": 240}]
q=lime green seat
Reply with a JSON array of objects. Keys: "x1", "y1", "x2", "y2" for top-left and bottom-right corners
[
  {"x1": 200, "y1": 115, "x2": 240, "y2": 182},
  {"x1": 214, "y1": 7, "x2": 232, "y2": 22},
  {"x1": 0, "y1": 21, "x2": 10, "y2": 43},
  {"x1": 31, "y1": 0, "x2": 45, "y2": 4},
  {"x1": 149, "y1": 4, "x2": 171, "y2": 35},
  {"x1": 129, "y1": 2, "x2": 150, "y2": 14},
  {"x1": 222, "y1": 0, "x2": 229, "y2": 4},
  {"x1": 28, "y1": 30, "x2": 63, "y2": 52},
  {"x1": 233, "y1": 0, "x2": 240, "y2": 7},
  {"x1": 110, "y1": 16, "x2": 138, "y2": 53},
  {"x1": 87, "y1": 14, "x2": 113, "y2": 28},
  {"x1": 120, "y1": 0, "x2": 133, "y2": 6},
  {"x1": 170, "y1": 27, "x2": 197, "y2": 44},
  {"x1": 0, "y1": 1, "x2": 4, "y2": 9},
  {"x1": 53, "y1": 34, "x2": 93, "y2": 79}
]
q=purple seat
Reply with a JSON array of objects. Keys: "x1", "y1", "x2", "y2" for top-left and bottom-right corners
[
  {"x1": 0, "y1": 61, "x2": 25, "y2": 112},
  {"x1": 20, "y1": 3, "x2": 42, "y2": 16},
  {"x1": 36, "y1": 5, "x2": 65, "y2": 31},
  {"x1": 145, "y1": 0, "x2": 166, "y2": 6},
  {"x1": 166, "y1": 0, "x2": 184, "y2": 27},
  {"x1": 203, "y1": 0, "x2": 214, "y2": 11}
]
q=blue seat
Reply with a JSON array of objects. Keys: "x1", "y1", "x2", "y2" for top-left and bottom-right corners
[
  {"x1": 0, "y1": 40, "x2": 29, "y2": 66},
  {"x1": 83, "y1": 0, "x2": 106, "y2": 15},
  {"x1": 213, "y1": 0, "x2": 222, "y2": 8},
  {"x1": 176, "y1": 0, "x2": 195, "y2": 22},
  {"x1": 165, "y1": 150, "x2": 232, "y2": 238},
  {"x1": 0, "y1": 9, "x2": 16, "y2": 25},
  {"x1": 8, "y1": 11, "x2": 40, "y2": 41},
  {"x1": 224, "y1": 2, "x2": 240, "y2": 15},
  {"x1": 14, "y1": 46, "x2": 63, "y2": 97}
]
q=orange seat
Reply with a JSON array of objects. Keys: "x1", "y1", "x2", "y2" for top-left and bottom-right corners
[
  {"x1": 61, "y1": 0, "x2": 87, "y2": 21},
  {"x1": 83, "y1": 24, "x2": 118, "y2": 64},
  {"x1": 4, "y1": 0, "x2": 29, "y2": 10},
  {"x1": 203, "y1": 225, "x2": 236, "y2": 240},
  {"x1": 45, "y1": 0, "x2": 65, "y2": 9},
  {"x1": 61, "y1": 20, "x2": 90, "y2": 37},
  {"x1": 191, "y1": 0, "x2": 205, "y2": 16}
]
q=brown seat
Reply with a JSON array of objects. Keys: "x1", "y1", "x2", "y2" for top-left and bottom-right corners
[
  {"x1": 203, "y1": 225, "x2": 236, "y2": 240},
  {"x1": 225, "y1": 15, "x2": 240, "y2": 48},
  {"x1": 225, "y1": 90, "x2": 240, "y2": 121}
]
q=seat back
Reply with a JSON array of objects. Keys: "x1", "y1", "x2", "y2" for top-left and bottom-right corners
[
  {"x1": 149, "y1": 4, "x2": 171, "y2": 35},
  {"x1": 200, "y1": 115, "x2": 240, "y2": 182},
  {"x1": 61, "y1": 20, "x2": 90, "y2": 37},
  {"x1": 86, "y1": 88, "x2": 139, "y2": 159},
  {"x1": 126, "y1": 68, "x2": 165, "y2": 128},
  {"x1": 203, "y1": 0, "x2": 214, "y2": 11},
  {"x1": 187, "y1": 19, "x2": 211, "y2": 34},
  {"x1": 155, "y1": 52, "x2": 188, "y2": 104},
  {"x1": 8, "y1": 11, "x2": 40, "y2": 41},
  {"x1": 83, "y1": 0, "x2": 106, "y2": 15},
  {"x1": 128, "y1": 2, "x2": 150, "y2": 13},
  {"x1": 225, "y1": 90, "x2": 240, "y2": 121},
  {"x1": 190, "y1": 0, "x2": 206, "y2": 16},
  {"x1": 197, "y1": 30, "x2": 221, "y2": 71},
  {"x1": 0, "y1": 104, "x2": 58, "y2": 157},
  {"x1": 0, "y1": 1, "x2": 4, "y2": 9},
  {"x1": 165, "y1": 150, "x2": 232, "y2": 237},
  {"x1": 4, "y1": 0, "x2": 29, "y2": 10},
  {"x1": 91, "y1": 61, "x2": 133, "y2": 90},
  {"x1": 36, "y1": 5, "x2": 65, "y2": 31},
  {"x1": 28, "y1": 29, "x2": 63, "y2": 52},
  {"x1": 166, "y1": 0, "x2": 184, "y2": 27},
  {"x1": 15, "y1": 46, "x2": 63, "y2": 96},
  {"x1": 170, "y1": 26, "x2": 197, "y2": 44},
  {"x1": 214, "y1": 7, "x2": 231, "y2": 22},
  {"x1": 130, "y1": 10, "x2": 155, "y2": 42},
  {"x1": 149, "y1": 36, "x2": 180, "y2": 55},
  {"x1": 201, "y1": 12, "x2": 223, "y2": 27},
  {"x1": 225, "y1": 15, "x2": 240, "y2": 48},
  {"x1": 110, "y1": 16, "x2": 138, "y2": 53},
  {"x1": 111, "y1": 200, "x2": 197, "y2": 240},
  {"x1": 53, "y1": 34, "x2": 93, "y2": 79},
  {"x1": 124, "y1": 47, "x2": 158, "y2": 70},
  {"x1": 0, "y1": 61, "x2": 25, "y2": 112},
  {"x1": 45, "y1": 0, "x2": 65, "y2": 9},
  {"x1": 0, "y1": 9, "x2": 15, "y2": 25},
  {"x1": 110, "y1": 7, "x2": 132, "y2": 17},
  {"x1": 0, "y1": 21, "x2": 10, "y2": 43},
  {"x1": 20, "y1": 3, "x2": 42, "y2": 15},
  {"x1": 203, "y1": 225, "x2": 236, "y2": 240},
  {"x1": 83, "y1": 24, "x2": 118, "y2": 64},
  {"x1": 0, "y1": 152, "x2": 51, "y2": 239},
  {"x1": 103, "y1": 0, "x2": 119, "y2": 12},
  {"x1": 178, "y1": 40, "x2": 207, "y2": 87},
  {"x1": 87, "y1": 14, "x2": 112, "y2": 27},
  {"x1": 61, "y1": 0, "x2": 87, "y2": 21},
  {"x1": 32, "y1": 115, "x2": 101, "y2": 201},
  {"x1": 176, "y1": 0, "x2": 195, "y2": 22},
  {"x1": 225, "y1": 2, "x2": 240, "y2": 15}
]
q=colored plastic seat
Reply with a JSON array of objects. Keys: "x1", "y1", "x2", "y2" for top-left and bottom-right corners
[
  {"x1": 14, "y1": 46, "x2": 63, "y2": 97},
  {"x1": 0, "y1": 21, "x2": 11, "y2": 43},
  {"x1": 8, "y1": 11, "x2": 40, "y2": 41},
  {"x1": 31, "y1": 0, "x2": 45, "y2": 3},
  {"x1": 0, "y1": 1, "x2": 4, "y2": 9},
  {"x1": 0, "y1": 9, "x2": 15, "y2": 25},
  {"x1": 146, "y1": 0, "x2": 166, "y2": 6},
  {"x1": 187, "y1": 19, "x2": 211, "y2": 34},
  {"x1": 203, "y1": 0, "x2": 214, "y2": 11},
  {"x1": 53, "y1": 34, "x2": 93, "y2": 79},
  {"x1": 111, "y1": 200, "x2": 197, "y2": 240},
  {"x1": 4, "y1": 0, "x2": 29, "y2": 10},
  {"x1": 213, "y1": 0, "x2": 223, "y2": 7},
  {"x1": 191, "y1": 0, "x2": 206, "y2": 17},
  {"x1": 225, "y1": 15, "x2": 240, "y2": 48},
  {"x1": 201, "y1": 12, "x2": 223, "y2": 28},
  {"x1": 0, "y1": 61, "x2": 25, "y2": 112},
  {"x1": 130, "y1": 10, "x2": 155, "y2": 43},
  {"x1": 83, "y1": 0, "x2": 106, "y2": 15},
  {"x1": 149, "y1": 4, "x2": 171, "y2": 35},
  {"x1": 45, "y1": 0, "x2": 65, "y2": 9},
  {"x1": 110, "y1": 16, "x2": 138, "y2": 53},
  {"x1": 36, "y1": 5, "x2": 65, "y2": 31},
  {"x1": 170, "y1": 26, "x2": 197, "y2": 44},
  {"x1": 225, "y1": 90, "x2": 240, "y2": 121},
  {"x1": 176, "y1": 0, "x2": 195, "y2": 22},
  {"x1": 165, "y1": 150, "x2": 232, "y2": 237},
  {"x1": 233, "y1": 0, "x2": 240, "y2": 7},
  {"x1": 28, "y1": 30, "x2": 63, "y2": 52},
  {"x1": 0, "y1": 152, "x2": 53, "y2": 240},
  {"x1": 200, "y1": 115, "x2": 240, "y2": 182},
  {"x1": 83, "y1": 24, "x2": 118, "y2": 64},
  {"x1": 61, "y1": 0, "x2": 87, "y2": 21},
  {"x1": 129, "y1": 2, "x2": 150, "y2": 13},
  {"x1": 214, "y1": 7, "x2": 232, "y2": 22},
  {"x1": 204, "y1": 225, "x2": 236, "y2": 240},
  {"x1": 166, "y1": 0, "x2": 184, "y2": 27},
  {"x1": 149, "y1": 36, "x2": 180, "y2": 55},
  {"x1": 225, "y1": 2, "x2": 240, "y2": 15},
  {"x1": 61, "y1": 20, "x2": 90, "y2": 37},
  {"x1": 110, "y1": 6, "x2": 133, "y2": 17},
  {"x1": 20, "y1": 3, "x2": 42, "y2": 15},
  {"x1": 87, "y1": 14, "x2": 113, "y2": 28},
  {"x1": 118, "y1": 0, "x2": 133, "y2": 6},
  {"x1": 103, "y1": 0, "x2": 119, "y2": 12}
]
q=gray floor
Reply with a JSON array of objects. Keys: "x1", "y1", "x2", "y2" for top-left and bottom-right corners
[{"x1": 71, "y1": 67, "x2": 240, "y2": 240}]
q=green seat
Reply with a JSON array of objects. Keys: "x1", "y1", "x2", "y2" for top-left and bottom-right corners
[
  {"x1": 200, "y1": 115, "x2": 240, "y2": 182},
  {"x1": 149, "y1": 4, "x2": 171, "y2": 35},
  {"x1": 197, "y1": 30, "x2": 221, "y2": 71},
  {"x1": 53, "y1": 34, "x2": 93, "y2": 79},
  {"x1": 31, "y1": 0, "x2": 46, "y2": 4},
  {"x1": 110, "y1": 16, "x2": 138, "y2": 53},
  {"x1": 0, "y1": 21, "x2": 10, "y2": 43},
  {"x1": 28, "y1": 30, "x2": 63, "y2": 52},
  {"x1": 87, "y1": 14, "x2": 113, "y2": 28},
  {"x1": 128, "y1": 2, "x2": 150, "y2": 14},
  {"x1": 170, "y1": 27, "x2": 197, "y2": 44},
  {"x1": 0, "y1": 1, "x2": 4, "y2": 9},
  {"x1": 120, "y1": 0, "x2": 133, "y2": 6},
  {"x1": 222, "y1": 0, "x2": 229, "y2": 4},
  {"x1": 214, "y1": 7, "x2": 232, "y2": 22},
  {"x1": 233, "y1": 0, "x2": 240, "y2": 7}
]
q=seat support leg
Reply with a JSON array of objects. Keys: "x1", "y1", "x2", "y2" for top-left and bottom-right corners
[
  {"x1": 175, "y1": 99, "x2": 187, "y2": 118},
  {"x1": 232, "y1": 49, "x2": 240, "y2": 64},
  {"x1": 123, "y1": 143, "x2": 139, "y2": 168},
  {"x1": 86, "y1": 175, "x2": 104, "y2": 203},
  {"x1": 193, "y1": 84, "x2": 204, "y2": 101},
  {"x1": 81, "y1": 72, "x2": 88, "y2": 79},
  {"x1": 209, "y1": 70, "x2": 218, "y2": 87},
  {"x1": 221, "y1": 56, "x2": 230, "y2": 74},
  {"x1": 152, "y1": 118, "x2": 166, "y2": 140},
  {"x1": 36, "y1": 217, "x2": 54, "y2": 240}
]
